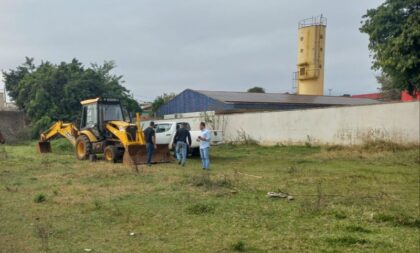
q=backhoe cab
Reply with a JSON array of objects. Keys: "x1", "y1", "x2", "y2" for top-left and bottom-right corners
[{"x1": 37, "y1": 97, "x2": 171, "y2": 165}]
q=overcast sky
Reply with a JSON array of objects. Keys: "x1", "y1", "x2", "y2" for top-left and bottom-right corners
[{"x1": 0, "y1": 0, "x2": 384, "y2": 101}]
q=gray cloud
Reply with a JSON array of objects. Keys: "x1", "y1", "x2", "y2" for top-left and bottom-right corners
[{"x1": 0, "y1": 0, "x2": 383, "y2": 101}]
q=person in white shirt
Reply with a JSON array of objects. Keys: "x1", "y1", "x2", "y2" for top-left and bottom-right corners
[{"x1": 197, "y1": 122, "x2": 211, "y2": 170}]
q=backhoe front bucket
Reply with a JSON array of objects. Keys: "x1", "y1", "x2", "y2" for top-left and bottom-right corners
[
  {"x1": 123, "y1": 144, "x2": 172, "y2": 166},
  {"x1": 153, "y1": 144, "x2": 173, "y2": 163},
  {"x1": 123, "y1": 144, "x2": 147, "y2": 165},
  {"x1": 37, "y1": 141, "x2": 52, "y2": 153}
]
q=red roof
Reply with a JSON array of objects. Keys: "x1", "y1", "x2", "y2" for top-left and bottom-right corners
[
  {"x1": 352, "y1": 91, "x2": 420, "y2": 101},
  {"x1": 401, "y1": 91, "x2": 420, "y2": 101},
  {"x1": 351, "y1": 93, "x2": 382, "y2": 99}
]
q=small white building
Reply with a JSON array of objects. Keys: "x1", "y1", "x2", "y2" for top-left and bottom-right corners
[{"x1": 0, "y1": 89, "x2": 18, "y2": 111}]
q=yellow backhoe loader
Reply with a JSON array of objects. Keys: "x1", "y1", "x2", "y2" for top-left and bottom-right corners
[{"x1": 36, "y1": 97, "x2": 171, "y2": 165}]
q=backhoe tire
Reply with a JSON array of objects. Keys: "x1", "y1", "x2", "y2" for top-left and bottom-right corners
[
  {"x1": 104, "y1": 145, "x2": 120, "y2": 163},
  {"x1": 75, "y1": 135, "x2": 92, "y2": 160}
]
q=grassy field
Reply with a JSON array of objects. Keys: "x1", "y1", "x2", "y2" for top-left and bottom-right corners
[{"x1": 0, "y1": 140, "x2": 419, "y2": 252}]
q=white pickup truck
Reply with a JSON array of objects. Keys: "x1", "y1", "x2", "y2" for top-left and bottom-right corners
[{"x1": 151, "y1": 121, "x2": 223, "y2": 155}]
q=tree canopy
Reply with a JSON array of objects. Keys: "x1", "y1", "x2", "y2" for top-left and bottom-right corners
[
  {"x1": 360, "y1": 0, "x2": 419, "y2": 95},
  {"x1": 3, "y1": 57, "x2": 140, "y2": 136},
  {"x1": 247, "y1": 86, "x2": 265, "y2": 93},
  {"x1": 151, "y1": 93, "x2": 176, "y2": 115},
  {"x1": 377, "y1": 73, "x2": 401, "y2": 101}
]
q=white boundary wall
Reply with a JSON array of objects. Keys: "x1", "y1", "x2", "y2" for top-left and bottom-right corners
[{"x1": 164, "y1": 101, "x2": 419, "y2": 146}]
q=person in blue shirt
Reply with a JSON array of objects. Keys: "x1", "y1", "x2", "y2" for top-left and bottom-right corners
[{"x1": 197, "y1": 122, "x2": 211, "y2": 170}]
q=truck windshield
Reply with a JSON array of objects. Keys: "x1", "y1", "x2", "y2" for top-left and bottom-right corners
[{"x1": 101, "y1": 103, "x2": 124, "y2": 121}]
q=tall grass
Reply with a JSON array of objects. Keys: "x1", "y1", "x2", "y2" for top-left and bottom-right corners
[{"x1": 0, "y1": 143, "x2": 418, "y2": 252}]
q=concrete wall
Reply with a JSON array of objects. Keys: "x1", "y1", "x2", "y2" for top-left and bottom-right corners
[
  {"x1": 166, "y1": 102, "x2": 420, "y2": 146},
  {"x1": 0, "y1": 111, "x2": 27, "y2": 143},
  {"x1": 0, "y1": 92, "x2": 5, "y2": 110}
]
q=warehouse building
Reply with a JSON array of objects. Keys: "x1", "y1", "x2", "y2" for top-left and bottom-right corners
[{"x1": 156, "y1": 89, "x2": 380, "y2": 116}]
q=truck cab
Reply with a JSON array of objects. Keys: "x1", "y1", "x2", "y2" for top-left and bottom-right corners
[
  {"x1": 155, "y1": 122, "x2": 191, "y2": 145},
  {"x1": 150, "y1": 121, "x2": 224, "y2": 155}
]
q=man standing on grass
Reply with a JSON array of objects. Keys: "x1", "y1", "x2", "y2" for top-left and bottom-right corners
[
  {"x1": 197, "y1": 122, "x2": 211, "y2": 170},
  {"x1": 143, "y1": 121, "x2": 157, "y2": 166},
  {"x1": 174, "y1": 123, "x2": 192, "y2": 166}
]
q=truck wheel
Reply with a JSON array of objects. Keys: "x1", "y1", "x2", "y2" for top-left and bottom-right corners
[
  {"x1": 104, "y1": 145, "x2": 120, "y2": 163},
  {"x1": 75, "y1": 135, "x2": 92, "y2": 160}
]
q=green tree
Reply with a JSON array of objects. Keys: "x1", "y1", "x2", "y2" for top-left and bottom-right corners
[
  {"x1": 151, "y1": 93, "x2": 176, "y2": 114},
  {"x1": 377, "y1": 73, "x2": 401, "y2": 101},
  {"x1": 360, "y1": 0, "x2": 420, "y2": 95},
  {"x1": 247, "y1": 86, "x2": 265, "y2": 93},
  {"x1": 2, "y1": 58, "x2": 141, "y2": 137}
]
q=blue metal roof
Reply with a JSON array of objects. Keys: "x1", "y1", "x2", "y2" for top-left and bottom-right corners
[
  {"x1": 156, "y1": 89, "x2": 381, "y2": 116},
  {"x1": 194, "y1": 90, "x2": 380, "y2": 105}
]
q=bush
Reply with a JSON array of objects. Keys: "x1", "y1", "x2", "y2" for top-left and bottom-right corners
[
  {"x1": 232, "y1": 240, "x2": 246, "y2": 251},
  {"x1": 51, "y1": 138, "x2": 74, "y2": 154},
  {"x1": 189, "y1": 173, "x2": 233, "y2": 190},
  {"x1": 31, "y1": 116, "x2": 52, "y2": 139},
  {"x1": 361, "y1": 140, "x2": 413, "y2": 152},
  {"x1": 374, "y1": 213, "x2": 420, "y2": 228},
  {"x1": 333, "y1": 212, "x2": 347, "y2": 220},
  {"x1": 234, "y1": 130, "x2": 258, "y2": 145},
  {"x1": 185, "y1": 202, "x2": 215, "y2": 215},
  {"x1": 34, "y1": 193, "x2": 46, "y2": 203}
]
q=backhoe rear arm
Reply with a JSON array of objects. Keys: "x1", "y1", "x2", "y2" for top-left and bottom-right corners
[{"x1": 39, "y1": 121, "x2": 79, "y2": 146}]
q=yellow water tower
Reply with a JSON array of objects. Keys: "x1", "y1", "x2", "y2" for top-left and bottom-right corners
[{"x1": 296, "y1": 15, "x2": 326, "y2": 95}]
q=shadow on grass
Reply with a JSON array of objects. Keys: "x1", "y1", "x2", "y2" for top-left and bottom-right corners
[
  {"x1": 185, "y1": 202, "x2": 216, "y2": 215},
  {"x1": 374, "y1": 213, "x2": 420, "y2": 228},
  {"x1": 187, "y1": 173, "x2": 235, "y2": 190},
  {"x1": 325, "y1": 236, "x2": 369, "y2": 246},
  {"x1": 345, "y1": 225, "x2": 372, "y2": 233}
]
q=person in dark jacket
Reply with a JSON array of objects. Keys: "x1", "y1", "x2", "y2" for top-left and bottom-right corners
[
  {"x1": 143, "y1": 121, "x2": 157, "y2": 166},
  {"x1": 173, "y1": 123, "x2": 192, "y2": 166}
]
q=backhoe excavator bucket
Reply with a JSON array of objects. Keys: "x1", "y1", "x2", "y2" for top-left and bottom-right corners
[
  {"x1": 37, "y1": 141, "x2": 52, "y2": 153},
  {"x1": 123, "y1": 144, "x2": 172, "y2": 166}
]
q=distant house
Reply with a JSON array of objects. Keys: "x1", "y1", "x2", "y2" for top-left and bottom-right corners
[
  {"x1": 156, "y1": 89, "x2": 380, "y2": 116},
  {"x1": 139, "y1": 102, "x2": 153, "y2": 121},
  {"x1": 140, "y1": 102, "x2": 153, "y2": 114}
]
